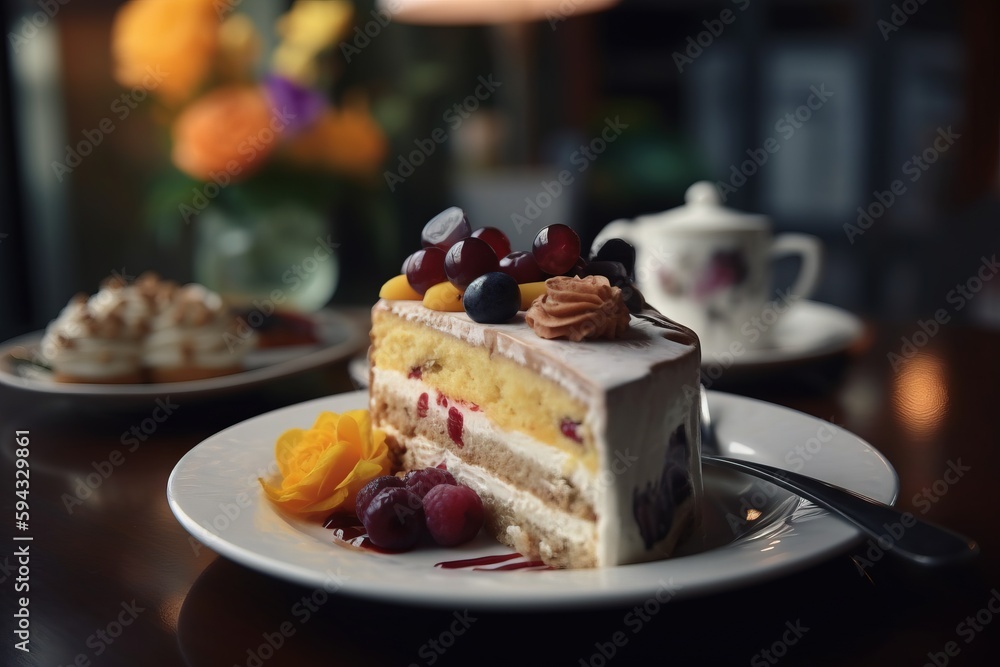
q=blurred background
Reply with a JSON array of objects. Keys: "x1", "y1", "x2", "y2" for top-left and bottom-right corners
[{"x1": 0, "y1": 0, "x2": 997, "y2": 342}]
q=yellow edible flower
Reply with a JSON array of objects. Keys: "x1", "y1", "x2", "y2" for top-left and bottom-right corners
[{"x1": 259, "y1": 410, "x2": 391, "y2": 515}]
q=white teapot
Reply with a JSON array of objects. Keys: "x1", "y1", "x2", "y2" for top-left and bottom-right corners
[{"x1": 593, "y1": 182, "x2": 822, "y2": 353}]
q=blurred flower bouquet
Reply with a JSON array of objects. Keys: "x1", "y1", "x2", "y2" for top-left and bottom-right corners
[{"x1": 111, "y1": 0, "x2": 390, "y2": 309}]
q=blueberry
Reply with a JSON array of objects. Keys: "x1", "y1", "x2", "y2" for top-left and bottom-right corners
[
  {"x1": 463, "y1": 272, "x2": 520, "y2": 324},
  {"x1": 592, "y1": 238, "x2": 636, "y2": 281}
]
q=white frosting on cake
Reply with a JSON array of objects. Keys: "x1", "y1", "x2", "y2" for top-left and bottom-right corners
[{"x1": 371, "y1": 299, "x2": 702, "y2": 567}]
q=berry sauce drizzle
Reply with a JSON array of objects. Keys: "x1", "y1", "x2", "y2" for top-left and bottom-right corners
[
  {"x1": 434, "y1": 553, "x2": 552, "y2": 571},
  {"x1": 324, "y1": 513, "x2": 551, "y2": 570}
]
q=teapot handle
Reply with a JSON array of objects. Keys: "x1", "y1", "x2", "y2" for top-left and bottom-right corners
[{"x1": 590, "y1": 219, "x2": 636, "y2": 257}]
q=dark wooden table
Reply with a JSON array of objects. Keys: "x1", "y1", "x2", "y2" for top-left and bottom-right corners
[{"x1": 2, "y1": 318, "x2": 998, "y2": 667}]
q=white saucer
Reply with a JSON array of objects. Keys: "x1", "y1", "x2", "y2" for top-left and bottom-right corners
[
  {"x1": 701, "y1": 300, "x2": 865, "y2": 369},
  {"x1": 0, "y1": 310, "x2": 365, "y2": 402},
  {"x1": 167, "y1": 390, "x2": 897, "y2": 610}
]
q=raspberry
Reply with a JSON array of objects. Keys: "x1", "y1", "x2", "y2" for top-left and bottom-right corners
[
  {"x1": 403, "y1": 467, "x2": 457, "y2": 500},
  {"x1": 361, "y1": 487, "x2": 425, "y2": 550},
  {"x1": 355, "y1": 475, "x2": 404, "y2": 523},
  {"x1": 422, "y1": 484, "x2": 485, "y2": 547}
]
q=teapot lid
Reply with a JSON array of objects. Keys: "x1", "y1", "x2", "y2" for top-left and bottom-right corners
[{"x1": 644, "y1": 181, "x2": 769, "y2": 230}]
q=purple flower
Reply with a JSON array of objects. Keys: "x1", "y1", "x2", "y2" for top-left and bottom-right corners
[{"x1": 262, "y1": 75, "x2": 326, "y2": 136}]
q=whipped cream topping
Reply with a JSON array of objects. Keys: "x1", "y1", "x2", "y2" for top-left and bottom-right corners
[
  {"x1": 41, "y1": 293, "x2": 144, "y2": 378},
  {"x1": 145, "y1": 284, "x2": 253, "y2": 369},
  {"x1": 526, "y1": 276, "x2": 630, "y2": 342}
]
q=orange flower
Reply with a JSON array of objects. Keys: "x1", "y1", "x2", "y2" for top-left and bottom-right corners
[
  {"x1": 111, "y1": 0, "x2": 219, "y2": 105},
  {"x1": 284, "y1": 103, "x2": 388, "y2": 177},
  {"x1": 171, "y1": 85, "x2": 279, "y2": 181},
  {"x1": 259, "y1": 410, "x2": 391, "y2": 515}
]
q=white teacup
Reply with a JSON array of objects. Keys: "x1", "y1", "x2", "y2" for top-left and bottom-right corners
[{"x1": 593, "y1": 182, "x2": 822, "y2": 354}]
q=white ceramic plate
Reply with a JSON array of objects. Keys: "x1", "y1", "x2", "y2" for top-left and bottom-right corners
[
  {"x1": 167, "y1": 390, "x2": 897, "y2": 610},
  {"x1": 0, "y1": 310, "x2": 364, "y2": 401},
  {"x1": 701, "y1": 300, "x2": 865, "y2": 368}
]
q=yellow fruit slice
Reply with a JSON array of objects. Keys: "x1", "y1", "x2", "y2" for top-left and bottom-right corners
[
  {"x1": 423, "y1": 282, "x2": 464, "y2": 312},
  {"x1": 519, "y1": 281, "x2": 548, "y2": 310},
  {"x1": 379, "y1": 274, "x2": 421, "y2": 300}
]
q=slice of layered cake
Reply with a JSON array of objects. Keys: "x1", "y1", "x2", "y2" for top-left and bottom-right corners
[{"x1": 370, "y1": 269, "x2": 702, "y2": 568}]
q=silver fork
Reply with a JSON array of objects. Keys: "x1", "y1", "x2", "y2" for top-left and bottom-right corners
[{"x1": 698, "y1": 386, "x2": 978, "y2": 567}]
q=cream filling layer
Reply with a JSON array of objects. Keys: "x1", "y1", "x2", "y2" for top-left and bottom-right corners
[
  {"x1": 39, "y1": 336, "x2": 141, "y2": 378},
  {"x1": 381, "y1": 424, "x2": 598, "y2": 558},
  {"x1": 373, "y1": 366, "x2": 627, "y2": 565},
  {"x1": 144, "y1": 326, "x2": 247, "y2": 369},
  {"x1": 372, "y1": 367, "x2": 601, "y2": 506}
]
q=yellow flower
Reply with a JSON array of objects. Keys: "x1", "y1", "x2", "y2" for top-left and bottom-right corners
[
  {"x1": 171, "y1": 85, "x2": 276, "y2": 181},
  {"x1": 272, "y1": 1, "x2": 354, "y2": 86},
  {"x1": 111, "y1": 0, "x2": 219, "y2": 105},
  {"x1": 259, "y1": 410, "x2": 391, "y2": 515},
  {"x1": 277, "y1": 0, "x2": 354, "y2": 53}
]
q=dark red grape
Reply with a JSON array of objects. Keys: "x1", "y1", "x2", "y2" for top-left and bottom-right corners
[
  {"x1": 362, "y1": 486, "x2": 425, "y2": 550},
  {"x1": 404, "y1": 247, "x2": 447, "y2": 295},
  {"x1": 355, "y1": 475, "x2": 404, "y2": 522},
  {"x1": 470, "y1": 227, "x2": 511, "y2": 259},
  {"x1": 564, "y1": 256, "x2": 588, "y2": 277},
  {"x1": 422, "y1": 207, "x2": 471, "y2": 251},
  {"x1": 463, "y1": 272, "x2": 520, "y2": 323},
  {"x1": 532, "y1": 224, "x2": 581, "y2": 275},
  {"x1": 423, "y1": 484, "x2": 485, "y2": 546},
  {"x1": 444, "y1": 237, "x2": 499, "y2": 290},
  {"x1": 499, "y1": 251, "x2": 547, "y2": 283},
  {"x1": 582, "y1": 260, "x2": 629, "y2": 286},
  {"x1": 404, "y1": 467, "x2": 457, "y2": 499}
]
